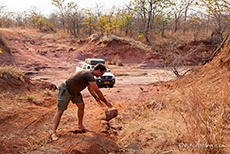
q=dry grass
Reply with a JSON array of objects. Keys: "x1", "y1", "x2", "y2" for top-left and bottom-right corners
[
  {"x1": 0, "y1": 64, "x2": 24, "y2": 79},
  {"x1": 88, "y1": 33, "x2": 152, "y2": 51},
  {"x1": 41, "y1": 88, "x2": 57, "y2": 97},
  {"x1": 111, "y1": 54, "x2": 123, "y2": 66},
  {"x1": 114, "y1": 42, "x2": 230, "y2": 153},
  {"x1": 170, "y1": 76, "x2": 229, "y2": 153},
  {"x1": 115, "y1": 78, "x2": 229, "y2": 153},
  {"x1": 40, "y1": 30, "x2": 72, "y2": 41},
  {"x1": 15, "y1": 94, "x2": 42, "y2": 105},
  {"x1": 114, "y1": 91, "x2": 179, "y2": 153}
]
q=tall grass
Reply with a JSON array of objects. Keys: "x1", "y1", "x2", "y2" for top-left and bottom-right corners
[
  {"x1": 114, "y1": 67, "x2": 229, "y2": 153},
  {"x1": 170, "y1": 65, "x2": 230, "y2": 153},
  {"x1": 0, "y1": 64, "x2": 24, "y2": 78},
  {"x1": 172, "y1": 87, "x2": 228, "y2": 153},
  {"x1": 114, "y1": 86, "x2": 176, "y2": 153}
]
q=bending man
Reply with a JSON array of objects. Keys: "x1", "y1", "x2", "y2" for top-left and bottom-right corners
[{"x1": 51, "y1": 63, "x2": 112, "y2": 141}]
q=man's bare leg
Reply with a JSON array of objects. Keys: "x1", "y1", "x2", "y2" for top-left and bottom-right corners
[
  {"x1": 52, "y1": 109, "x2": 64, "y2": 140},
  {"x1": 75, "y1": 102, "x2": 86, "y2": 131}
]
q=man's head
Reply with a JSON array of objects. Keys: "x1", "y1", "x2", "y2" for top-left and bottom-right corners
[{"x1": 93, "y1": 63, "x2": 106, "y2": 77}]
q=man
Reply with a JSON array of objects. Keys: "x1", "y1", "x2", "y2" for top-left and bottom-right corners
[{"x1": 51, "y1": 63, "x2": 112, "y2": 141}]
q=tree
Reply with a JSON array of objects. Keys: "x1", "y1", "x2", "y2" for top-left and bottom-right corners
[
  {"x1": 118, "y1": 9, "x2": 134, "y2": 36},
  {"x1": 52, "y1": 0, "x2": 67, "y2": 29},
  {"x1": 197, "y1": 0, "x2": 230, "y2": 39},
  {"x1": 52, "y1": 0, "x2": 82, "y2": 36},
  {"x1": 96, "y1": 6, "x2": 131, "y2": 35},
  {"x1": 0, "y1": 3, "x2": 6, "y2": 27},
  {"x1": 31, "y1": 14, "x2": 46, "y2": 30},
  {"x1": 180, "y1": 0, "x2": 194, "y2": 33},
  {"x1": 129, "y1": 0, "x2": 174, "y2": 43},
  {"x1": 0, "y1": 12, "x2": 14, "y2": 28},
  {"x1": 172, "y1": 6, "x2": 183, "y2": 32},
  {"x1": 97, "y1": 14, "x2": 107, "y2": 34},
  {"x1": 0, "y1": 2, "x2": 5, "y2": 16},
  {"x1": 82, "y1": 9, "x2": 96, "y2": 36},
  {"x1": 171, "y1": 0, "x2": 193, "y2": 33},
  {"x1": 155, "y1": 12, "x2": 171, "y2": 36},
  {"x1": 65, "y1": 2, "x2": 82, "y2": 37},
  {"x1": 15, "y1": 11, "x2": 28, "y2": 28},
  {"x1": 27, "y1": 6, "x2": 48, "y2": 30},
  {"x1": 48, "y1": 13, "x2": 59, "y2": 28},
  {"x1": 189, "y1": 16, "x2": 201, "y2": 41}
]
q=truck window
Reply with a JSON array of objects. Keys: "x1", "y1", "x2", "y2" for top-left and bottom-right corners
[
  {"x1": 83, "y1": 65, "x2": 88, "y2": 69},
  {"x1": 78, "y1": 63, "x2": 83, "y2": 68}
]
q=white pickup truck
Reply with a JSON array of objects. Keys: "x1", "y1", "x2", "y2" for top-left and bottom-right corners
[{"x1": 76, "y1": 58, "x2": 115, "y2": 88}]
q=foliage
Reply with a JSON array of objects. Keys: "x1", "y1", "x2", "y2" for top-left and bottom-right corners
[
  {"x1": 0, "y1": 0, "x2": 229, "y2": 44},
  {"x1": 31, "y1": 14, "x2": 46, "y2": 30},
  {"x1": 196, "y1": 0, "x2": 230, "y2": 35},
  {"x1": 129, "y1": 0, "x2": 175, "y2": 43}
]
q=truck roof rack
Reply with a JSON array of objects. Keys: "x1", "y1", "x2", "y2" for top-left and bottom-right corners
[{"x1": 85, "y1": 58, "x2": 105, "y2": 65}]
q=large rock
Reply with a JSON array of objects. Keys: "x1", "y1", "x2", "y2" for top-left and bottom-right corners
[{"x1": 105, "y1": 108, "x2": 118, "y2": 121}]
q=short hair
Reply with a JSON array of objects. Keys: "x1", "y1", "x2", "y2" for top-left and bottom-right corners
[{"x1": 94, "y1": 63, "x2": 106, "y2": 72}]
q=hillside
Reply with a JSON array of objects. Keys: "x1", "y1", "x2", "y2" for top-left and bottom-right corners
[{"x1": 0, "y1": 28, "x2": 229, "y2": 153}]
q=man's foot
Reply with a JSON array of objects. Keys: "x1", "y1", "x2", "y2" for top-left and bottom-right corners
[
  {"x1": 51, "y1": 133, "x2": 59, "y2": 141},
  {"x1": 78, "y1": 125, "x2": 87, "y2": 132}
]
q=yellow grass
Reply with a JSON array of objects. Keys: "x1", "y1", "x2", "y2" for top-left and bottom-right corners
[
  {"x1": 114, "y1": 43, "x2": 230, "y2": 153},
  {"x1": 0, "y1": 64, "x2": 24, "y2": 79}
]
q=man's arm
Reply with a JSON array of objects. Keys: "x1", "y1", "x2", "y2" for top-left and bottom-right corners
[
  {"x1": 87, "y1": 84, "x2": 104, "y2": 106},
  {"x1": 88, "y1": 82, "x2": 112, "y2": 108}
]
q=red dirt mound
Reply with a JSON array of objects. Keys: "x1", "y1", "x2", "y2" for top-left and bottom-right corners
[
  {"x1": 0, "y1": 71, "x2": 57, "y2": 92},
  {"x1": 75, "y1": 34, "x2": 155, "y2": 64}
]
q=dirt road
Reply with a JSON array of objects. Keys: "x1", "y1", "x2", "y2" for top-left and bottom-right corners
[{"x1": 27, "y1": 63, "x2": 186, "y2": 87}]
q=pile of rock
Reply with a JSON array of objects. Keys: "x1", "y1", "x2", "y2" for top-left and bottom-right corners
[{"x1": 97, "y1": 108, "x2": 122, "y2": 134}]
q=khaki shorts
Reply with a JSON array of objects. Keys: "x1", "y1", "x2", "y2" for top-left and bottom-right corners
[{"x1": 57, "y1": 83, "x2": 83, "y2": 111}]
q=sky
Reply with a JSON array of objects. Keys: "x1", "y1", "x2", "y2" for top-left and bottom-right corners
[{"x1": 2, "y1": 0, "x2": 129, "y2": 16}]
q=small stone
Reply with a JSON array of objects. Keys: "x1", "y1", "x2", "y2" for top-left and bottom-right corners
[
  {"x1": 103, "y1": 124, "x2": 110, "y2": 130},
  {"x1": 101, "y1": 124, "x2": 110, "y2": 133},
  {"x1": 96, "y1": 116, "x2": 106, "y2": 120},
  {"x1": 112, "y1": 130, "x2": 118, "y2": 135},
  {"x1": 111, "y1": 125, "x2": 122, "y2": 130},
  {"x1": 101, "y1": 120, "x2": 109, "y2": 125}
]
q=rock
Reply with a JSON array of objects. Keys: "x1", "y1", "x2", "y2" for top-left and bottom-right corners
[
  {"x1": 105, "y1": 108, "x2": 118, "y2": 121},
  {"x1": 101, "y1": 124, "x2": 110, "y2": 133},
  {"x1": 112, "y1": 130, "x2": 118, "y2": 135},
  {"x1": 111, "y1": 125, "x2": 122, "y2": 130},
  {"x1": 103, "y1": 124, "x2": 110, "y2": 130},
  {"x1": 97, "y1": 116, "x2": 106, "y2": 120},
  {"x1": 68, "y1": 48, "x2": 74, "y2": 52},
  {"x1": 101, "y1": 120, "x2": 109, "y2": 125}
]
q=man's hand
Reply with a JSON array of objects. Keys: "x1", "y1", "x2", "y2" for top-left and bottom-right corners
[
  {"x1": 88, "y1": 82, "x2": 112, "y2": 108},
  {"x1": 95, "y1": 98, "x2": 105, "y2": 107},
  {"x1": 105, "y1": 101, "x2": 113, "y2": 108}
]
